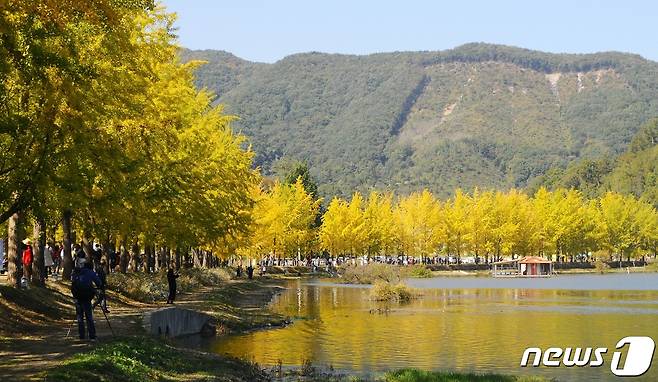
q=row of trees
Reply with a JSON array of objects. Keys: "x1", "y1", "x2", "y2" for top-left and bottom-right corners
[
  {"x1": 2, "y1": 2, "x2": 656, "y2": 292},
  {"x1": 240, "y1": 185, "x2": 657, "y2": 263},
  {"x1": 1, "y1": 2, "x2": 259, "y2": 287}
]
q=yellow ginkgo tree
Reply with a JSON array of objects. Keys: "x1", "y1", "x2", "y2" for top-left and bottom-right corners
[
  {"x1": 395, "y1": 190, "x2": 443, "y2": 260},
  {"x1": 248, "y1": 179, "x2": 321, "y2": 262}
]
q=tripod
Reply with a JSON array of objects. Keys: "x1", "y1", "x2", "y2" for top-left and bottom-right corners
[{"x1": 66, "y1": 293, "x2": 115, "y2": 338}]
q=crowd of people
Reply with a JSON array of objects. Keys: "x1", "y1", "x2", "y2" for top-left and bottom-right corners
[
  {"x1": 1, "y1": 239, "x2": 65, "y2": 282},
  {"x1": 0, "y1": 238, "x2": 108, "y2": 340}
]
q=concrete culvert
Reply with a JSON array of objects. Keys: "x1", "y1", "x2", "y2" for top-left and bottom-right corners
[{"x1": 143, "y1": 307, "x2": 216, "y2": 338}]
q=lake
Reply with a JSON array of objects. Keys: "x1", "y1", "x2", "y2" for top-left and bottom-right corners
[{"x1": 205, "y1": 273, "x2": 658, "y2": 381}]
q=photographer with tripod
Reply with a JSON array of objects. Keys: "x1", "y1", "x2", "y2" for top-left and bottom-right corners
[
  {"x1": 95, "y1": 259, "x2": 110, "y2": 313},
  {"x1": 71, "y1": 257, "x2": 102, "y2": 341}
]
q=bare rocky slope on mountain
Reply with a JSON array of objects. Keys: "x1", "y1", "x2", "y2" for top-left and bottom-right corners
[{"x1": 180, "y1": 43, "x2": 658, "y2": 198}]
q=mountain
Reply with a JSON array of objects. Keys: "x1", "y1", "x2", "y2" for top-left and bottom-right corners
[
  {"x1": 527, "y1": 118, "x2": 658, "y2": 206},
  {"x1": 605, "y1": 118, "x2": 658, "y2": 206},
  {"x1": 179, "y1": 43, "x2": 658, "y2": 198}
]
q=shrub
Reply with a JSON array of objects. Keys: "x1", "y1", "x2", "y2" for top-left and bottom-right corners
[
  {"x1": 403, "y1": 265, "x2": 433, "y2": 278},
  {"x1": 369, "y1": 281, "x2": 420, "y2": 302},
  {"x1": 340, "y1": 263, "x2": 400, "y2": 284},
  {"x1": 594, "y1": 259, "x2": 610, "y2": 274}
]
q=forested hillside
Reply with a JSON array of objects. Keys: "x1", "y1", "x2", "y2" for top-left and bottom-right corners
[
  {"x1": 180, "y1": 44, "x2": 658, "y2": 197},
  {"x1": 528, "y1": 118, "x2": 658, "y2": 207}
]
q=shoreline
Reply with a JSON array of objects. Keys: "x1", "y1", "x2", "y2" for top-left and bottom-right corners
[
  {"x1": 1, "y1": 269, "x2": 625, "y2": 381},
  {"x1": 428, "y1": 265, "x2": 657, "y2": 277},
  {"x1": 0, "y1": 272, "x2": 289, "y2": 381}
]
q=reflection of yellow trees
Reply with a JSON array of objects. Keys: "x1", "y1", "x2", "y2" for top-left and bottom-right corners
[
  {"x1": 211, "y1": 285, "x2": 658, "y2": 377},
  {"x1": 317, "y1": 188, "x2": 658, "y2": 261}
]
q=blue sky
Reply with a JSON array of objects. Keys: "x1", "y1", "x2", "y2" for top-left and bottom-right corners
[{"x1": 161, "y1": 0, "x2": 657, "y2": 63}]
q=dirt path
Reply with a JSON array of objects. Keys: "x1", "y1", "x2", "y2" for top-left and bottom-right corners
[
  {"x1": 0, "y1": 275, "x2": 283, "y2": 381},
  {"x1": 0, "y1": 278, "x2": 153, "y2": 381}
]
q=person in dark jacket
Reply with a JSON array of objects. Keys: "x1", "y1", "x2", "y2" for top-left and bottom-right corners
[
  {"x1": 95, "y1": 260, "x2": 109, "y2": 313},
  {"x1": 166, "y1": 267, "x2": 179, "y2": 304},
  {"x1": 71, "y1": 259, "x2": 102, "y2": 340},
  {"x1": 74, "y1": 243, "x2": 85, "y2": 259}
]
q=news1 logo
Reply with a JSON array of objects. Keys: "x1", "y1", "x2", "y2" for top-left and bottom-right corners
[{"x1": 520, "y1": 336, "x2": 655, "y2": 377}]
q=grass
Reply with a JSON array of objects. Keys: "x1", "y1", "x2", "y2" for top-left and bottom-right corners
[
  {"x1": 0, "y1": 282, "x2": 73, "y2": 335},
  {"x1": 43, "y1": 336, "x2": 270, "y2": 382},
  {"x1": 403, "y1": 265, "x2": 434, "y2": 278},
  {"x1": 273, "y1": 366, "x2": 550, "y2": 382},
  {"x1": 107, "y1": 268, "x2": 232, "y2": 303},
  {"x1": 383, "y1": 369, "x2": 550, "y2": 382}
]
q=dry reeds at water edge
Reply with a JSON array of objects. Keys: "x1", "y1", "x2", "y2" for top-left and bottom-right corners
[{"x1": 369, "y1": 281, "x2": 422, "y2": 302}]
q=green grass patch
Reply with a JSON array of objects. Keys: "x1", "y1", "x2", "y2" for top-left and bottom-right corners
[
  {"x1": 274, "y1": 367, "x2": 549, "y2": 382},
  {"x1": 403, "y1": 265, "x2": 434, "y2": 278},
  {"x1": 44, "y1": 336, "x2": 269, "y2": 382},
  {"x1": 383, "y1": 369, "x2": 550, "y2": 382}
]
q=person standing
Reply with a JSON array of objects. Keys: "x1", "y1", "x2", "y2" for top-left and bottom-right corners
[
  {"x1": 44, "y1": 243, "x2": 54, "y2": 276},
  {"x1": 166, "y1": 267, "x2": 179, "y2": 304},
  {"x1": 95, "y1": 260, "x2": 109, "y2": 313},
  {"x1": 21, "y1": 238, "x2": 33, "y2": 282},
  {"x1": 93, "y1": 243, "x2": 102, "y2": 268},
  {"x1": 52, "y1": 244, "x2": 62, "y2": 275},
  {"x1": 71, "y1": 259, "x2": 102, "y2": 340},
  {"x1": 74, "y1": 243, "x2": 85, "y2": 260},
  {"x1": 108, "y1": 247, "x2": 116, "y2": 272}
]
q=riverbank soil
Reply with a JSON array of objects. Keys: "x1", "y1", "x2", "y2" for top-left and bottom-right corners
[{"x1": 0, "y1": 272, "x2": 282, "y2": 381}]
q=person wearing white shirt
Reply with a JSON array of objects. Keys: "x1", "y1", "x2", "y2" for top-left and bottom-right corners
[{"x1": 44, "y1": 243, "x2": 54, "y2": 275}]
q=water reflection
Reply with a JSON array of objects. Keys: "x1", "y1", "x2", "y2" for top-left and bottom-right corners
[{"x1": 207, "y1": 274, "x2": 658, "y2": 381}]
